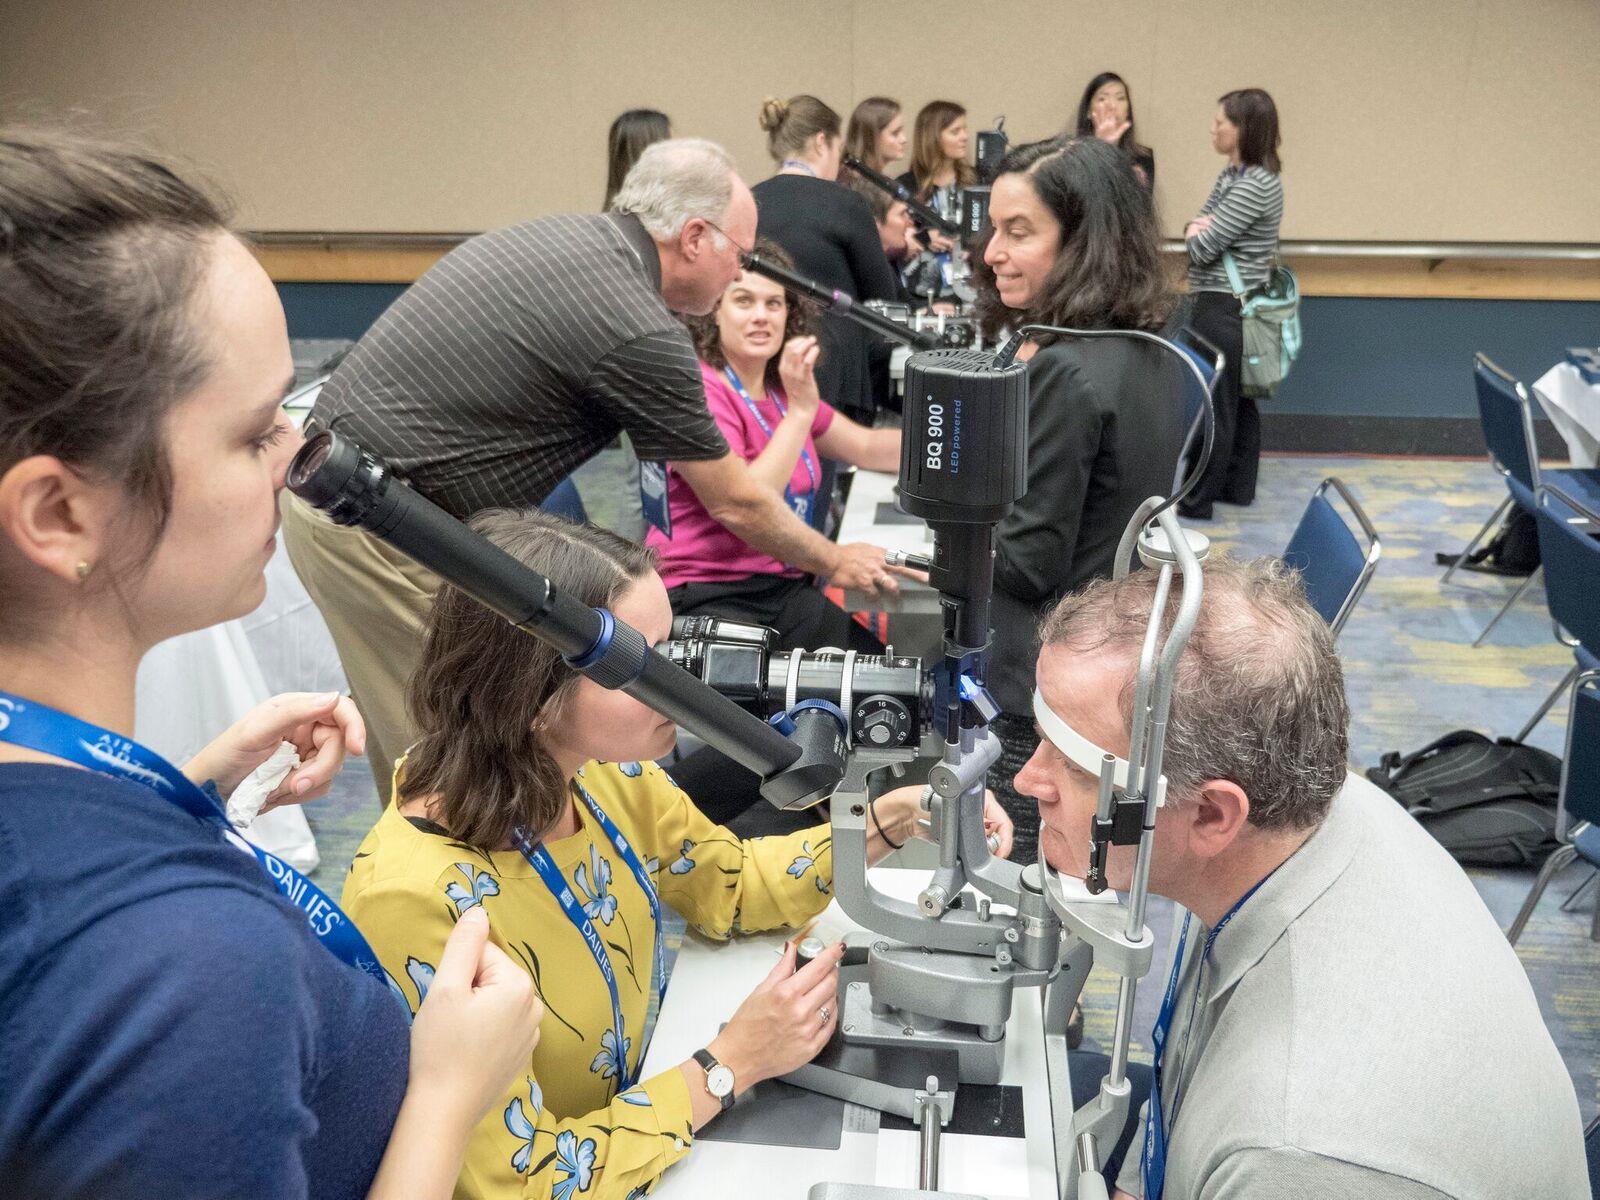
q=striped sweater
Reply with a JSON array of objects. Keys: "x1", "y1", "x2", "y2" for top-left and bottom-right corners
[{"x1": 1186, "y1": 164, "x2": 1283, "y2": 294}]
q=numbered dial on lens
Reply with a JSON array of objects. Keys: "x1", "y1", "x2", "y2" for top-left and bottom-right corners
[{"x1": 855, "y1": 696, "x2": 912, "y2": 747}]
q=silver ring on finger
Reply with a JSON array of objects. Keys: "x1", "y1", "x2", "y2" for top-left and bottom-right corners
[{"x1": 819, "y1": 1005, "x2": 831, "y2": 1023}]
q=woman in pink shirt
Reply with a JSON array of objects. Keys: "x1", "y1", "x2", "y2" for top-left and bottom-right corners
[{"x1": 648, "y1": 241, "x2": 900, "y2": 654}]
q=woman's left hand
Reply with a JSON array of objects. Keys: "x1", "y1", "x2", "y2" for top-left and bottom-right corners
[
  {"x1": 183, "y1": 691, "x2": 366, "y2": 809},
  {"x1": 777, "y1": 335, "x2": 823, "y2": 416},
  {"x1": 979, "y1": 791, "x2": 1015, "y2": 860},
  {"x1": 1186, "y1": 214, "x2": 1214, "y2": 238},
  {"x1": 889, "y1": 786, "x2": 1014, "y2": 859},
  {"x1": 911, "y1": 788, "x2": 1013, "y2": 860},
  {"x1": 1092, "y1": 107, "x2": 1131, "y2": 145}
]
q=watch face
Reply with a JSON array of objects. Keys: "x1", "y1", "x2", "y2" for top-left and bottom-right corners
[{"x1": 706, "y1": 1064, "x2": 735, "y2": 1098}]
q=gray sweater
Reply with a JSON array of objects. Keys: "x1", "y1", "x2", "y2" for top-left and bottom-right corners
[
  {"x1": 1186, "y1": 165, "x2": 1283, "y2": 294},
  {"x1": 1115, "y1": 774, "x2": 1587, "y2": 1199}
]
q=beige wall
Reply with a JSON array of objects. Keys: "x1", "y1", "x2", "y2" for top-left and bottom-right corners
[{"x1": 3, "y1": 0, "x2": 1597, "y2": 242}]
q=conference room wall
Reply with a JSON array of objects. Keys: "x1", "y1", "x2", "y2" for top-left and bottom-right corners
[{"x1": 4, "y1": 0, "x2": 1599, "y2": 242}]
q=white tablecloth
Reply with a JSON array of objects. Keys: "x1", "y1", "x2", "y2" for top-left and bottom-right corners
[{"x1": 1532, "y1": 362, "x2": 1600, "y2": 468}]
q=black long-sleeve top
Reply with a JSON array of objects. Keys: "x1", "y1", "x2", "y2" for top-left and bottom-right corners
[
  {"x1": 753, "y1": 175, "x2": 900, "y2": 420},
  {"x1": 988, "y1": 336, "x2": 1188, "y2": 714}
]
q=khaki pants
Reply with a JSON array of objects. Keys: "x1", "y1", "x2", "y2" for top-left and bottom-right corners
[{"x1": 280, "y1": 490, "x2": 440, "y2": 804}]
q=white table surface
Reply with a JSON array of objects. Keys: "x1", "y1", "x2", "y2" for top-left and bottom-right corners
[
  {"x1": 1532, "y1": 362, "x2": 1600, "y2": 469},
  {"x1": 643, "y1": 866, "x2": 1092, "y2": 1200},
  {"x1": 838, "y1": 470, "x2": 942, "y2": 616}
]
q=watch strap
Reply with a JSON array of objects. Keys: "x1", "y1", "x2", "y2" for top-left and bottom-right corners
[{"x1": 691, "y1": 1048, "x2": 735, "y2": 1110}]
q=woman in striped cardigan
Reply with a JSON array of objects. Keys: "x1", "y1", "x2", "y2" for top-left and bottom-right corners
[{"x1": 1178, "y1": 88, "x2": 1284, "y2": 521}]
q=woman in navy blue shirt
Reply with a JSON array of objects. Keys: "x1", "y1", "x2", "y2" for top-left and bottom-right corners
[{"x1": 0, "y1": 130, "x2": 541, "y2": 1200}]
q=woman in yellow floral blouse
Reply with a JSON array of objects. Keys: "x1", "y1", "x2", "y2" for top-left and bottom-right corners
[{"x1": 344, "y1": 508, "x2": 1013, "y2": 1200}]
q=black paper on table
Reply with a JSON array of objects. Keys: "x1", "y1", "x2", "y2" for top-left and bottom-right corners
[
  {"x1": 880, "y1": 1082, "x2": 1027, "y2": 1139},
  {"x1": 694, "y1": 1077, "x2": 846, "y2": 1149}
]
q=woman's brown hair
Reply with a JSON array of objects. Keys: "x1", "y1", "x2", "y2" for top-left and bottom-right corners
[
  {"x1": 682, "y1": 238, "x2": 813, "y2": 393},
  {"x1": 1220, "y1": 88, "x2": 1282, "y2": 174},
  {"x1": 972, "y1": 137, "x2": 1173, "y2": 342},
  {"x1": 758, "y1": 94, "x2": 841, "y2": 164},
  {"x1": 843, "y1": 96, "x2": 900, "y2": 173},
  {"x1": 603, "y1": 108, "x2": 671, "y2": 210},
  {"x1": 909, "y1": 100, "x2": 975, "y2": 198},
  {"x1": 401, "y1": 509, "x2": 656, "y2": 852},
  {"x1": 0, "y1": 128, "x2": 230, "y2": 622}
]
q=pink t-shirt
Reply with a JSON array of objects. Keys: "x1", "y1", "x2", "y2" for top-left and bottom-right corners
[{"x1": 648, "y1": 360, "x2": 836, "y2": 588}]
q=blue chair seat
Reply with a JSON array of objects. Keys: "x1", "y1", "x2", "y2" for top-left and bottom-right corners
[
  {"x1": 1572, "y1": 822, "x2": 1600, "y2": 870},
  {"x1": 1545, "y1": 468, "x2": 1600, "y2": 517},
  {"x1": 1580, "y1": 645, "x2": 1600, "y2": 674},
  {"x1": 539, "y1": 476, "x2": 587, "y2": 524}
]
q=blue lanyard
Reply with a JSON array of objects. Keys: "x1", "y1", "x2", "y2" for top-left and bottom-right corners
[
  {"x1": 1141, "y1": 871, "x2": 1276, "y2": 1200},
  {"x1": 780, "y1": 160, "x2": 818, "y2": 177},
  {"x1": 513, "y1": 780, "x2": 665, "y2": 1091},
  {"x1": 722, "y1": 366, "x2": 818, "y2": 514},
  {"x1": 0, "y1": 689, "x2": 395, "y2": 996}
]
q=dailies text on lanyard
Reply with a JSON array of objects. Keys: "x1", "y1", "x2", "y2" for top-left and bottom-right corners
[
  {"x1": 1141, "y1": 868, "x2": 1277, "y2": 1200},
  {"x1": 0, "y1": 690, "x2": 395, "y2": 995},
  {"x1": 513, "y1": 779, "x2": 666, "y2": 1091},
  {"x1": 723, "y1": 366, "x2": 818, "y2": 525}
]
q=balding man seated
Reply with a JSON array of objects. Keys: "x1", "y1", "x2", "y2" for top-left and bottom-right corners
[{"x1": 1015, "y1": 556, "x2": 1587, "y2": 1200}]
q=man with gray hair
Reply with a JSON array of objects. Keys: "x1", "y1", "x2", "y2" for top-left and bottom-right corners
[
  {"x1": 1017, "y1": 556, "x2": 1586, "y2": 1199},
  {"x1": 286, "y1": 137, "x2": 897, "y2": 800}
]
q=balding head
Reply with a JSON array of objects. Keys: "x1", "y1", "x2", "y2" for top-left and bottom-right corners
[
  {"x1": 610, "y1": 137, "x2": 737, "y2": 241},
  {"x1": 1038, "y1": 555, "x2": 1350, "y2": 831},
  {"x1": 610, "y1": 137, "x2": 753, "y2": 315}
]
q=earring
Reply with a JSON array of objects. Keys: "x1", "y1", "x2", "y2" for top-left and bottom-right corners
[{"x1": 75, "y1": 560, "x2": 91, "y2": 582}]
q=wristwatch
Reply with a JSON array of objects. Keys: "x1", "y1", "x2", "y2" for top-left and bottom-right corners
[{"x1": 692, "y1": 1048, "x2": 736, "y2": 1111}]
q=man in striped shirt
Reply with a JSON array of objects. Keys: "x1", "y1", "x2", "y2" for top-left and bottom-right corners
[{"x1": 283, "y1": 139, "x2": 897, "y2": 799}]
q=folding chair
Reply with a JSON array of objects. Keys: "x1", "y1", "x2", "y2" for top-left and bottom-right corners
[
  {"x1": 1505, "y1": 669, "x2": 1600, "y2": 945},
  {"x1": 540, "y1": 476, "x2": 588, "y2": 524},
  {"x1": 1446, "y1": 355, "x2": 1600, "y2": 646},
  {"x1": 1515, "y1": 482, "x2": 1600, "y2": 744},
  {"x1": 1281, "y1": 477, "x2": 1382, "y2": 639},
  {"x1": 1172, "y1": 327, "x2": 1223, "y2": 495}
]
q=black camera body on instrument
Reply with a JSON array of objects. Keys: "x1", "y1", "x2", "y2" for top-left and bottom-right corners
[
  {"x1": 900, "y1": 349, "x2": 1028, "y2": 527},
  {"x1": 860, "y1": 301, "x2": 979, "y2": 350},
  {"x1": 666, "y1": 616, "x2": 927, "y2": 751}
]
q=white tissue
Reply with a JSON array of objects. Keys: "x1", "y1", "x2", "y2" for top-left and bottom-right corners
[{"x1": 226, "y1": 740, "x2": 302, "y2": 830}]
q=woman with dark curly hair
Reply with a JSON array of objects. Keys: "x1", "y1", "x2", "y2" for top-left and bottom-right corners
[
  {"x1": 647, "y1": 240, "x2": 900, "y2": 654},
  {"x1": 973, "y1": 136, "x2": 1188, "y2": 867}
]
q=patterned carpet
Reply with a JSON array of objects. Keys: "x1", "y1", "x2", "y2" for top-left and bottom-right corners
[{"x1": 303, "y1": 450, "x2": 1599, "y2": 1122}]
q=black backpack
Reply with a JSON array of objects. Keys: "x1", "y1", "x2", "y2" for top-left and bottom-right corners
[
  {"x1": 1434, "y1": 507, "x2": 1541, "y2": 576},
  {"x1": 1366, "y1": 731, "x2": 1562, "y2": 866}
]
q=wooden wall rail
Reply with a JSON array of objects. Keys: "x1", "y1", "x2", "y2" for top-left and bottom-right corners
[{"x1": 251, "y1": 238, "x2": 1600, "y2": 302}]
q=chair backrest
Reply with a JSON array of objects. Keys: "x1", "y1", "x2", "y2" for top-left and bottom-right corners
[
  {"x1": 1281, "y1": 477, "x2": 1382, "y2": 638},
  {"x1": 1473, "y1": 353, "x2": 1542, "y2": 494},
  {"x1": 1533, "y1": 484, "x2": 1600, "y2": 654},
  {"x1": 1174, "y1": 327, "x2": 1224, "y2": 492},
  {"x1": 1558, "y1": 670, "x2": 1600, "y2": 838},
  {"x1": 539, "y1": 476, "x2": 588, "y2": 524}
]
